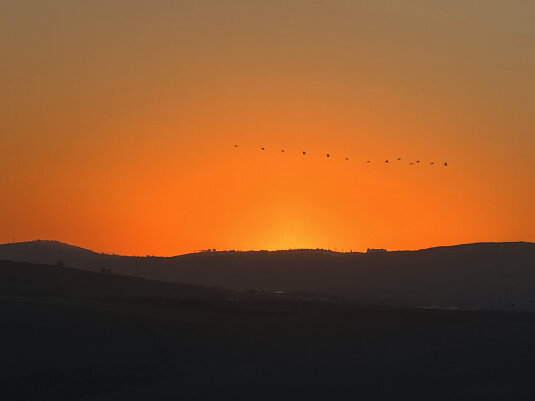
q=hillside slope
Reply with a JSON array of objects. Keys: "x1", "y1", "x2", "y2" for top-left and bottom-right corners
[
  {"x1": 1, "y1": 241, "x2": 534, "y2": 309},
  {"x1": 2, "y1": 258, "x2": 535, "y2": 401}
]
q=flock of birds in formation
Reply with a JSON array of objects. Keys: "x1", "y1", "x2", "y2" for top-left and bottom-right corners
[{"x1": 234, "y1": 145, "x2": 448, "y2": 167}]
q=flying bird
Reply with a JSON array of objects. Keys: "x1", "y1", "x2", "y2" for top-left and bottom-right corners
[
  {"x1": 366, "y1": 161, "x2": 370, "y2": 163},
  {"x1": 385, "y1": 160, "x2": 389, "y2": 163},
  {"x1": 444, "y1": 162, "x2": 448, "y2": 167},
  {"x1": 261, "y1": 147, "x2": 265, "y2": 151},
  {"x1": 327, "y1": 154, "x2": 330, "y2": 158},
  {"x1": 302, "y1": 151, "x2": 306, "y2": 155},
  {"x1": 430, "y1": 162, "x2": 435, "y2": 165},
  {"x1": 345, "y1": 157, "x2": 349, "y2": 161},
  {"x1": 410, "y1": 162, "x2": 414, "y2": 165},
  {"x1": 281, "y1": 149, "x2": 285, "y2": 153},
  {"x1": 416, "y1": 160, "x2": 420, "y2": 163},
  {"x1": 234, "y1": 145, "x2": 239, "y2": 148},
  {"x1": 397, "y1": 157, "x2": 402, "y2": 161}
]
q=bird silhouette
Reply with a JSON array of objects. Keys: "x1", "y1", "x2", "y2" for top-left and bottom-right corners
[{"x1": 231, "y1": 144, "x2": 448, "y2": 171}]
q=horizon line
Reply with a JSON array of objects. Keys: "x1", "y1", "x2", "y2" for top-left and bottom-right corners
[{"x1": 1, "y1": 239, "x2": 533, "y2": 259}]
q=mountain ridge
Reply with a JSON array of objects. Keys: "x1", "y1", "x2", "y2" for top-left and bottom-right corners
[
  {"x1": 1, "y1": 239, "x2": 533, "y2": 258},
  {"x1": 1, "y1": 240, "x2": 534, "y2": 311}
]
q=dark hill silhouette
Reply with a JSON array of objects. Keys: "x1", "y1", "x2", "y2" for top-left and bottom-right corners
[
  {"x1": 3, "y1": 258, "x2": 535, "y2": 400},
  {"x1": 0, "y1": 240, "x2": 106, "y2": 267},
  {"x1": 1, "y1": 240, "x2": 534, "y2": 310},
  {"x1": 0, "y1": 259, "x2": 235, "y2": 301}
]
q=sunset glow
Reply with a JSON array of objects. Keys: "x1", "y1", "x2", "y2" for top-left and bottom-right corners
[{"x1": 2, "y1": 0, "x2": 534, "y2": 255}]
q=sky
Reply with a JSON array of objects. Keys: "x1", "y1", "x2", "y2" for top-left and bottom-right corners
[{"x1": 1, "y1": 0, "x2": 534, "y2": 255}]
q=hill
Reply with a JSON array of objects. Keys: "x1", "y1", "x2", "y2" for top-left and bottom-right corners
[
  {"x1": 1, "y1": 240, "x2": 534, "y2": 310},
  {"x1": 2, "y1": 258, "x2": 535, "y2": 400},
  {"x1": 0, "y1": 259, "x2": 233, "y2": 301}
]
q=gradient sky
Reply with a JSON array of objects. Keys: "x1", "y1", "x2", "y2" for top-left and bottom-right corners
[{"x1": 1, "y1": 0, "x2": 534, "y2": 255}]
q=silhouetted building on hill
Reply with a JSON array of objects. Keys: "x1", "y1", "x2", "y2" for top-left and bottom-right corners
[{"x1": 366, "y1": 248, "x2": 388, "y2": 254}]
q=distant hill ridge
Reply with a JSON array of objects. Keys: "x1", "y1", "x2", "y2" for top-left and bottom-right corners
[
  {"x1": 1, "y1": 239, "x2": 533, "y2": 256},
  {"x1": 1, "y1": 240, "x2": 534, "y2": 311}
]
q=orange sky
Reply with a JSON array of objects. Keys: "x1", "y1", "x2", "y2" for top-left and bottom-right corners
[{"x1": 1, "y1": 0, "x2": 534, "y2": 255}]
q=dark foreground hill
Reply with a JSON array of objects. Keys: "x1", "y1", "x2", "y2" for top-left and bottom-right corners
[
  {"x1": 0, "y1": 260, "x2": 232, "y2": 301},
  {"x1": 2, "y1": 259, "x2": 535, "y2": 401},
  {"x1": 1, "y1": 241, "x2": 535, "y2": 310}
]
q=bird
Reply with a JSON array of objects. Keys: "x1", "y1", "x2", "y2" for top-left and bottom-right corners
[
  {"x1": 430, "y1": 162, "x2": 435, "y2": 165},
  {"x1": 302, "y1": 151, "x2": 306, "y2": 155},
  {"x1": 416, "y1": 160, "x2": 420, "y2": 163},
  {"x1": 261, "y1": 147, "x2": 265, "y2": 151},
  {"x1": 326, "y1": 154, "x2": 330, "y2": 158},
  {"x1": 281, "y1": 149, "x2": 285, "y2": 153},
  {"x1": 385, "y1": 160, "x2": 389, "y2": 163},
  {"x1": 410, "y1": 162, "x2": 414, "y2": 165},
  {"x1": 366, "y1": 161, "x2": 370, "y2": 163},
  {"x1": 234, "y1": 145, "x2": 239, "y2": 148},
  {"x1": 444, "y1": 162, "x2": 448, "y2": 167},
  {"x1": 397, "y1": 157, "x2": 402, "y2": 161},
  {"x1": 345, "y1": 157, "x2": 349, "y2": 161}
]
